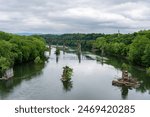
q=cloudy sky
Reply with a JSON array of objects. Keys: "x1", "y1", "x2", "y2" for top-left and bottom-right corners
[{"x1": 0, "y1": 0, "x2": 150, "y2": 34}]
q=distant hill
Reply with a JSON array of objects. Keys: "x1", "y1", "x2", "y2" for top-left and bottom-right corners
[{"x1": 16, "y1": 33, "x2": 42, "y2": 36}]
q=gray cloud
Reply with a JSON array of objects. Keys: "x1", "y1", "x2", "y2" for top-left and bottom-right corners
[{"x1": 0, "y1": 0, "x2": 150, "y2": 34}]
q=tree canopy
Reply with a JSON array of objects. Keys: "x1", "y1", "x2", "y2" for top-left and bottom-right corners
[
  {"x1": 40, "y1": 30, "x2": 150, "y2": 67},
  {"x1": 0, "y1": 31, "x2": 46, "y2": 73}
]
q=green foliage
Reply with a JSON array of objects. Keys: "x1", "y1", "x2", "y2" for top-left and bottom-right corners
[
  {"x1": 142, "y1": 43, "x2": 150, "y2": 66},
  {"x1": 146, "y1": 67, "x2": 150, "y2": 76},
  {"x1": 91, "y1": 30, "x2": 150, "y2": 67},
  {"x1": 40, "y1": 33, "x2": 104, "y2": 50},
  {"x1": 34, "y1": 56, "x2": 43, "y2": 64},
  {"x1": 121, "y1": 63, "x2": 128, "y2": 70},
  {"x1": 128, "y1": 35, "x2": 150, "y2": 65},
  {"x1": 0, "y1": 31, "x2": 13, "y2": 41},
  {"x1": 93, "y1": 37, "x2": 107, "y2": 50},
  {"x1": 39, "y1": 29, "x2": 150, "y2": 67},
  {"x1": 0, "y1": 57, "x2": 10, "y2": 72},
  {"x1": 0, "y1": 31, "x2": 46, "y2": 72},
  {"x1": 62, "y1": 66, "x2": 73, "y2": 81}
]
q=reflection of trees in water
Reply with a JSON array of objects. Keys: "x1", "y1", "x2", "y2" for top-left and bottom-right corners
[
  {"x1": 106, "y1": 57, "x2": 150, "y2": 93},
  {"x1": 0, "y1": 79, "x2": 14, "y2": 92},
  {"x1": 63, "y1": 50, "x2": 65, "y2": 55},
  {"x1": 77, "y1": 52, "x2": 81, "y2": 63},
  {"x1": 56, "y1": 55, "x2": 59, "y2": 63},
  {"x1": 76, "y1": 42, "x2": 82, "y2": 63},
  {"x1": 136, "y1": 78, "x2": 150, "y2": 93},
  {"x1": 55, "y1": 46, "x2": 61, "y2": 63},
  {"x1": 121, "y1": 86, "x2": 129, "y2": 100},
  {"x1": 96, "y1": 57, "x2": 104, "y2": 66},
  {"x1": 96, "y1": 48, "x2": 105, "y2": 65},
  {"x1": 49, "y1": 48, "x2": 51, "y2": 56},
  {"x1": 126, "y1": 69, "x2": 150, "y2": 94},
  {"x1": 0, "y1": 62, "x2": 45, "y2": 99},
  {"x1": 62, "y1": 81, "x2": 73, "y2": 92},
  {"x1": 0, "y1": 71, "x2": 2, "y2": 78},
  {"x1": 61, "y1": 66, "x2": 73, "y2": 92},
  {"x1": 104, "y1": 56, "x2": 150, "y2": 95},
  {"x1": 63, "y1": 43, "x2": 66, "y2": 55},
  {"x1": 112, "y1": 83, "x2": 130, "y2": 100}
]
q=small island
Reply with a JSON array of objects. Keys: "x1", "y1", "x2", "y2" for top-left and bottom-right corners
[
  {"x1": 112, "y1": 63, "x2": 140, "y2": 88},
  {"x1": 61, "y1": 66, "x2": 73, "y2": 82},
  {"x1": 112, "y1": 70, "x2": 140, "y2": 88}
]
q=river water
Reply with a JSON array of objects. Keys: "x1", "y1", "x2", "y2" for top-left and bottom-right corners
[{"x1": 0, "y1": 48, "x2": 150, "y2": 100}]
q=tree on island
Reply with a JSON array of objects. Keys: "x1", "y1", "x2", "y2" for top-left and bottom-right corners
[{"x1": 61, "y1": 66, "x2": 73, "y2": 82}]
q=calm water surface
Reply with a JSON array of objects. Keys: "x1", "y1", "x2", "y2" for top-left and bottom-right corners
[{"x1": 0, "y1": 48, "x2": 150, "y2": 100}]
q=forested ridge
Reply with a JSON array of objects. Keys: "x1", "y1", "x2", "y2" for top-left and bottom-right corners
[
  {"x1": 0, "y1": 31, "x2": 46, "y2": 74},
  {"x1": 40, "y1": 30, "x2": 150, "y2": 68}
]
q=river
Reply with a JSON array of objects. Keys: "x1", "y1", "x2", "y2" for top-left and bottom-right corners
[{"x1": 0, "y1": 48, "x2": 150, "y2": 100}]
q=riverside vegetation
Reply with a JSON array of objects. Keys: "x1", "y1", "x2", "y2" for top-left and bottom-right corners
[
  {"x1": 1, "y1": 30, "x2": 150, "y2": 76},
  {"x1": 1, "y1": 30, "x2": 150, "y2": 99},
  {"x1": 40, "y1": 30, "x2": 150, "y2": 75},
  {"x1": 0, "y1": 31, "x2": 46, "y2": 76}
]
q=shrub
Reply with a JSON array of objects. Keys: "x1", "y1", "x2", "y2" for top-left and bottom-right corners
[
  {"x1": 121, "y1": 63, "x2": 128, "y2": 71},
  {"x1": 34, "y1": 56, "x2": 43, "y2": 64},
  {"x1": 62, "y1": 66, "x2": 73, "y2": 81}
]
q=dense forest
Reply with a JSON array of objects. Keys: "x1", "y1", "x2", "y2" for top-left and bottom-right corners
[
  {"x1": 40, "y1": 30, "x2": 150, "y2": 69},
  {"x1": 0, "y1": 31, "x2": 46, "y2": 74}
]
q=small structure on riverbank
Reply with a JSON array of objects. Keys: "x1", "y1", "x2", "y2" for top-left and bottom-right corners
[
  {"x1": 0, "y1": 68, "x2": 14, "y2": 80},
  {"x1": 112, "y1": 70, "x2": 140, "y2": 88}
]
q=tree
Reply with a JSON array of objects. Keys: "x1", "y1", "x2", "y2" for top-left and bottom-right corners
[
  {"x1": 142, "y1": 43, "x2": 150, "y2": 66},
  {"x1": 128, "y1": 35, "x2": 149, "y2": 65},
  {"x1": 0, "y1": 31, "x2": 46, "y2": 72},
  {"x1": 93, "y1": 37, "x2": 107, "y2": 51},
  {"x1": 0, "y1": 57, "x2": 10, "y2": 72}
]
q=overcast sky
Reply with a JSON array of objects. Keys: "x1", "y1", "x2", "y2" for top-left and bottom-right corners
[{"x1": 0, "y1": 0, "x2": 150, "y2": 34}]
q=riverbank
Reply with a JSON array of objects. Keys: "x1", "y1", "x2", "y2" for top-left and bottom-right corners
[
  {"x1": 40, "y1": 30, "x2": 150, "y2": 70},
  {"x1": 0, "y1": 48, "x2": 150, "y2": 100},
  {"x1": 0, "y1": 31, "x2": 47, "y2": 77}
]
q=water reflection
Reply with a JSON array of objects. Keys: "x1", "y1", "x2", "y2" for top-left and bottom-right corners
[
  {"x1": 1, "y1": 47, "x2": 150, "y2": 100},
  {"x1": 63, "y1": 44, "x2": 66, "y2": 55},
  {"x1": 61, "y1": 66, "x2": 73, "y2": 92},
  {"x1": 49, "y1": 48, "x2": 51, "y2": 56},
  {"x1": 77, "y1": 52, "x2": 81, "y2": 63},
  {"x1": 63, "y1": 50, "x2": 65, "y2": 55},
  {"x1": 56, "y1": 55, "x2": 59, "y2": 63},
  {"x1": 0, "y1": 71, "x2": 2, "y2": 78},
  {"x1": 0, "y1": 79, "x2": 14, "y2": 91},
  {"x1": 96, "y1": 56, "x2": 104, "y2": 65},
  {"x1": 121, "y1": 86, "x2": 129, "y2": 100},
  {"x1": 55, "y1": 47, "x2": 60, "y2": 63},
  {"x1": 62, "y1": 81, "x2": 73, "y2": 92},
  {"x1": 105, "y1": 56, "x2": 150, "y2": 97},
  {"x1": 76, "y1": 42, "x2": 82, "y2": 63},
  {"x1": 0, "y1": 63, "x2": 45, "y2": 99}
]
